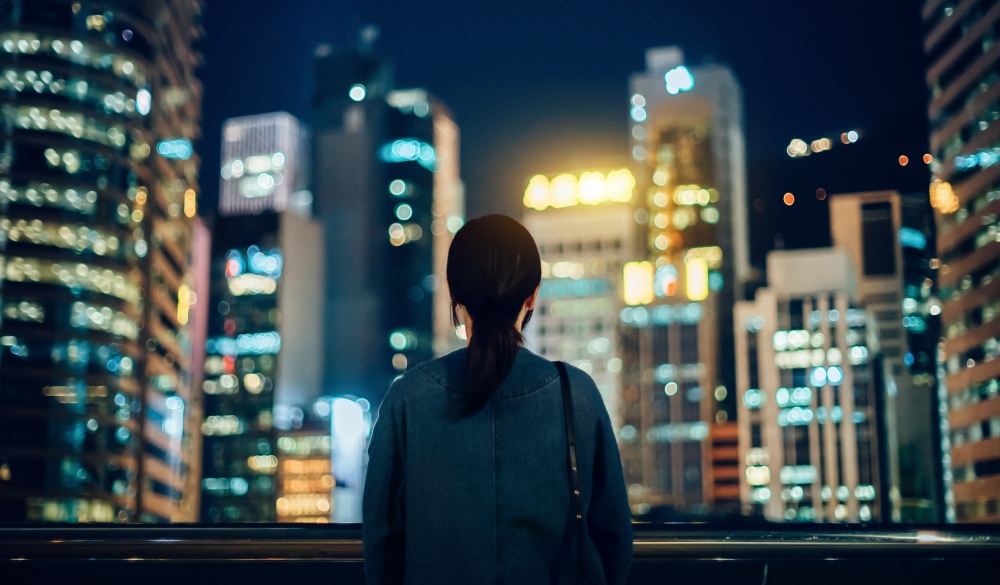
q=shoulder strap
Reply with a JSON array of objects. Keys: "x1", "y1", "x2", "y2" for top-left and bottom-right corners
[{"x1": 555, "y1": 361, "x2": 586, "y2": 585}]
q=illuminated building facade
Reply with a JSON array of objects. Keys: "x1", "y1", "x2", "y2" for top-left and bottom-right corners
[
  {"x1": 312, "y1": 49, "x2": 464, "y2": 406},
  {"x1": 201, "y1": 113, "x2": 323, "y2": 523},
  {"x1": 924, "y1": 0, "x2": 1000, "y2": 523},
  {"x1": 0, "y1": 1, "x2": 205, "y2": 522},
  {"x1": 276, "y1": 424, "x2": 333, "y2": 523},
  {"x1": 618, "y1": 46, "x2": 748, "y2": 516},
  {"x1": 521, "y1": 167, "x2": 639, "y2": 427},
  {"x1": 735, "y1": 249, "x2": 885, "y2": 523},
  {"x1": 829, "y1": 191, "x2": 942, "y2": 522}
]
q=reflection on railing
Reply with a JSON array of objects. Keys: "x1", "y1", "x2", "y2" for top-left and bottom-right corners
[{"x1": 1, "y1": 524, "x2": 998, "y2": 584}]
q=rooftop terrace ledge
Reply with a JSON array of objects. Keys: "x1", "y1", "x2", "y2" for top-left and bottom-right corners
[{"x1": 1, "y1": 523, "x2": 999, "y2": 561}]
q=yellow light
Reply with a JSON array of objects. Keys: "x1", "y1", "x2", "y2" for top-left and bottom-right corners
[
  {"x1": 228, "y1": 273, "x2": 277, "y2": 296},
  {"x1": 685, "y1": 257, "x2": 709, "y2": 301},
  {"x1": 930, "y1": 179, "x2": 958, "y2": 214},
  {"x1": 549, "y1": 173, "x2": 578, "y2": 208},
  {"x1": 623, "y1": 261, "x2": 654, "y2": 306},
  {"x1": 606, "y1": 168, "x2": 635, "y2": 202},
  {"x1": 184, "y1": 188, "x2": 197, "y2": 218},
  {"x1": 577, "y1": 171, "x2": 606, "y2": 205},
  {"x1": 685, "y1": 246, "x2": 723, "y2": 269},
  {"x1": 746, "y1": 465, "x2": 770, "y2": 486},
  {"x1": 176, "y1": 284, "x2": 191, "y2": 325},
  {"x1": 522, "y1": 168, "x2": 634, "y2": 209},
  {"x1": 523, "y1": 175, "x2": 549, "y2": 210}
]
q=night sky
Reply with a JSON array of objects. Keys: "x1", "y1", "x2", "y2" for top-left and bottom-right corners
[{"x1": 199, "y1": 1, "x2": 929, "y2": 267}]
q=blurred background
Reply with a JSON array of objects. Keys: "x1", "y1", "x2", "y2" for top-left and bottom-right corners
[{"x1": 0, "y1": 0, "x2": 994, "y2": 527}]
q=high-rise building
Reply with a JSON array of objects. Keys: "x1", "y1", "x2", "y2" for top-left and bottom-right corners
[
  {"x1": 829, "y1": 190, "x2": 942, "y2": 522},
  {"x1": 311, "y1": 49, "x2": 463, "y2": 405},
  {"x1": 618, "y1": 46, "x2": 748, "y2": 516},
  {"x1": 924, "y1": 0, "x2": 1000, "y2": 522},
  {"x1": 275, "y1": 421, "x2": 333, "y2": 524},
  {"x1": 735, "y1": 248, "x2": 885, "y2": 523},
  {"x1": 200, "y1": 112, "x2": 323, "y2": 523},
  {"x1": 521, "y1": 167, "x2": 639, "y2": 428},
  {"x1": 0, "y1": 1, "x2": 206, "y2": 523}
]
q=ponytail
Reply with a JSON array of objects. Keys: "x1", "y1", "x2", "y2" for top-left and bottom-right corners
[
  {"x1": 446, "y1": 215, "x2": 542, "y2": 415},
  {"x1": 461, "y1": 297, "x2": 523, "y2": 414}
]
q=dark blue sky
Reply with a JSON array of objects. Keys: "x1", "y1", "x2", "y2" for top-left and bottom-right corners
[{"x1": 199, "y1": 1, "x2": 928, "y2": 265}]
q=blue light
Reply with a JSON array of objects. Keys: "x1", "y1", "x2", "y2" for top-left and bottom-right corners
[
  {"x1": 654, "y1": 265, "x2": 677, "y2": 297},
  {"x1": 538, "y1": 278, "x2": 608, "y2": 298},
  {"x1": 708, "y1": 271, "x2": 724, "y2": 291},
  {"x1": 955, "y1": 148, "x2": 1000, "y2": 170},
  {"x1": 898, "y1": 227, "x2": 926, "y2": 250},
  {"x1": 665, "y1": 65, "x2": 695, "y2": 95},
  {"x1": 246, "y1": 245, "x2": 283, "y2": 278},
  {"x1": 379, "y1": 139, "x2": 436, "y2": 170},
  {"x1": 827, "y1": 366, "x2": 843, "y2": 386},
  {"x1": 630, "y1": 106, "x2": 647, "y2": 122},
  {"x1": 810, "y1": 367, "x2": 827, "y2": 387},
  {"x1": 157, "y1": 138, "x2": 192, "y2": 160}
]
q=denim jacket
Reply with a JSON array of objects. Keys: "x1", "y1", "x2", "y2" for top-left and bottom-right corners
[{"x1": 363, "y1": 347, "x2": 633, "y2": 585}]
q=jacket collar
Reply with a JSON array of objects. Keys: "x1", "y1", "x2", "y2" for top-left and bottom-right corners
[{"x1": 416, "y1": 346, "x2": 559, "y2": 401}]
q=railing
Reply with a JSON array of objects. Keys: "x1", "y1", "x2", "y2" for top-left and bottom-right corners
[{"x1": 1, "y1": 523, "x2": 999, "y2": 584}]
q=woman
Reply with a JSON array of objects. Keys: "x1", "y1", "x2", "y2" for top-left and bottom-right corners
[{"x1": 363, "y1": 215, "x2": 633, "y2": 585}]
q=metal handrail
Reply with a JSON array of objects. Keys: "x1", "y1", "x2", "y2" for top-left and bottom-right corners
[{"x1": 1, "y1": 523, "x2": 999, "y2": 561}]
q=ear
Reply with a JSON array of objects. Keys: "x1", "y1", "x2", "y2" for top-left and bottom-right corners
[{"x1": 524, "y1": 283, "x2": 540, "y2": 310}]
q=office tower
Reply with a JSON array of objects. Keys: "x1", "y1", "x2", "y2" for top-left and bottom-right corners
[
  {"x1": 618, "y1": 46, "x2": 748, "y2": 516},
  {"x1": 0, "y1": 1, "x2": 205, "y2": 522},
  {"x1": 829, "y1": 191, "x2": 942, "y2": 522},
  {"x1": 521, "y1": 167, "x2": 638, "y2": 427},
  {"x1": 311, "y1": 49, "x2": 464, "y2": 405},
  {"x1": 735, "y1": 249, "x2": 885, "y2": 523},
  {"x1": 201, "y1": 113, "x2": 322, "y2": 523},
  {"x1": 925, "y1": 1, "x2": 1000, "y2": 522},
  {"x1": 276, "y1": 419, "x2": 334, "y2": 524}
]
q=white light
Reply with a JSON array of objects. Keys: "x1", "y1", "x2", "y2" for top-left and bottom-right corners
[
  {"x1": 847, "y1": 130, "x2": 859, "y2": 143},
  {"x1": 630, "y1": 106, "x2": 647, "y2": 122},
  {"x1": 630, "y1": 94, "x2": 646, "y2": 107},
  {"x1": 136, "y1": 88, "x2": 151, "y2": 115},
  {"x1": 271, "y1": 152, "x2": 285, "y2": 167},
  {"x1": 349, "y1": 84, "x2": 366, "y2": 101},
  {"x1": 388, "y1": 179, "x2": 406, "y2": 196},
  {"x1": 664, "y1": 65, "x2": 695, "y2": 95},
  {"x1": 395, "y1": 203, "x2": 413, "y2": 220},
  {"x1": 810, "y1": 367, "x2": 827, "y2": 387},
  {"x1": 827, "y1": 366, "x2": 843, "y2": 385}
]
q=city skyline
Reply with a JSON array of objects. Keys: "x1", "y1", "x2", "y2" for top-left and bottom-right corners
[
  {"x1": 2, "y1": 1, "x2": 995, "y2": 527},
  {"x1": 198, "y1": 0, "x2": 929, "y2": 266}
]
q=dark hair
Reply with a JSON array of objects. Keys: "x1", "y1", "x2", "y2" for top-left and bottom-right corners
[{"x1": 447, "y1": 215, "x2": 542, "y2": 414}]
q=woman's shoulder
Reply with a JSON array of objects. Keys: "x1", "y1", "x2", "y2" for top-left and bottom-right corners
[
  {"x1": 557, "y1": 360, "x2": 608, "y2": 412},
  {"x1": 381, "y1": 349, "x2": 466, "y2": 406}
]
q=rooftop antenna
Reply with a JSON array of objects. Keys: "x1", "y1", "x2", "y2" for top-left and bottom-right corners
[{"x1": 358, "y1": 24, "x2": 379, "y2": 55}]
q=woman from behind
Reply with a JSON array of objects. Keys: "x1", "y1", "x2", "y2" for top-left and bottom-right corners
[{"x1": 363, "y1": 214, "x2": 633, "y2": 585}]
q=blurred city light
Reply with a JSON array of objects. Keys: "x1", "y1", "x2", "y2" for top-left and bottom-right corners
[
  {"x1": 664, "y1": 65, "x2": 695, "y2": 95},
  {"x1": 623, "y1": 261, "x2": 654, "y2": 305}
]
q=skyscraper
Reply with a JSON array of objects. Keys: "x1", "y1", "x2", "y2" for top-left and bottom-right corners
[
  {"x1": 829, "y1": 190, "x2": 942, "y2": 522},
  {"x1": 201, "y1": 112, "x2": 322, "y2": 523},
  {"x1": 924, "y1": 0, "x2": 1000, "y2": 522},
  {"x1": 0, "y1": 0, "x2": 206, "y2": 522},
  {"x1": 619, "y1": 46, "x2": 748, "y2": 516},
  {"x1": 311, "y1": 48, "x2": 463, "y2": 405},
  {"x1": 735, "y1": 248, "x2": 885, "y2": 523},
  {"x1": 521, "y1": 166, "x2": 639, "y2": 428}
]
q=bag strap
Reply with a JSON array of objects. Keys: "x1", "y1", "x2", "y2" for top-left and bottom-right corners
[{"x1": 556, "y1": 361, "x2": 586, "y2": 585}]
